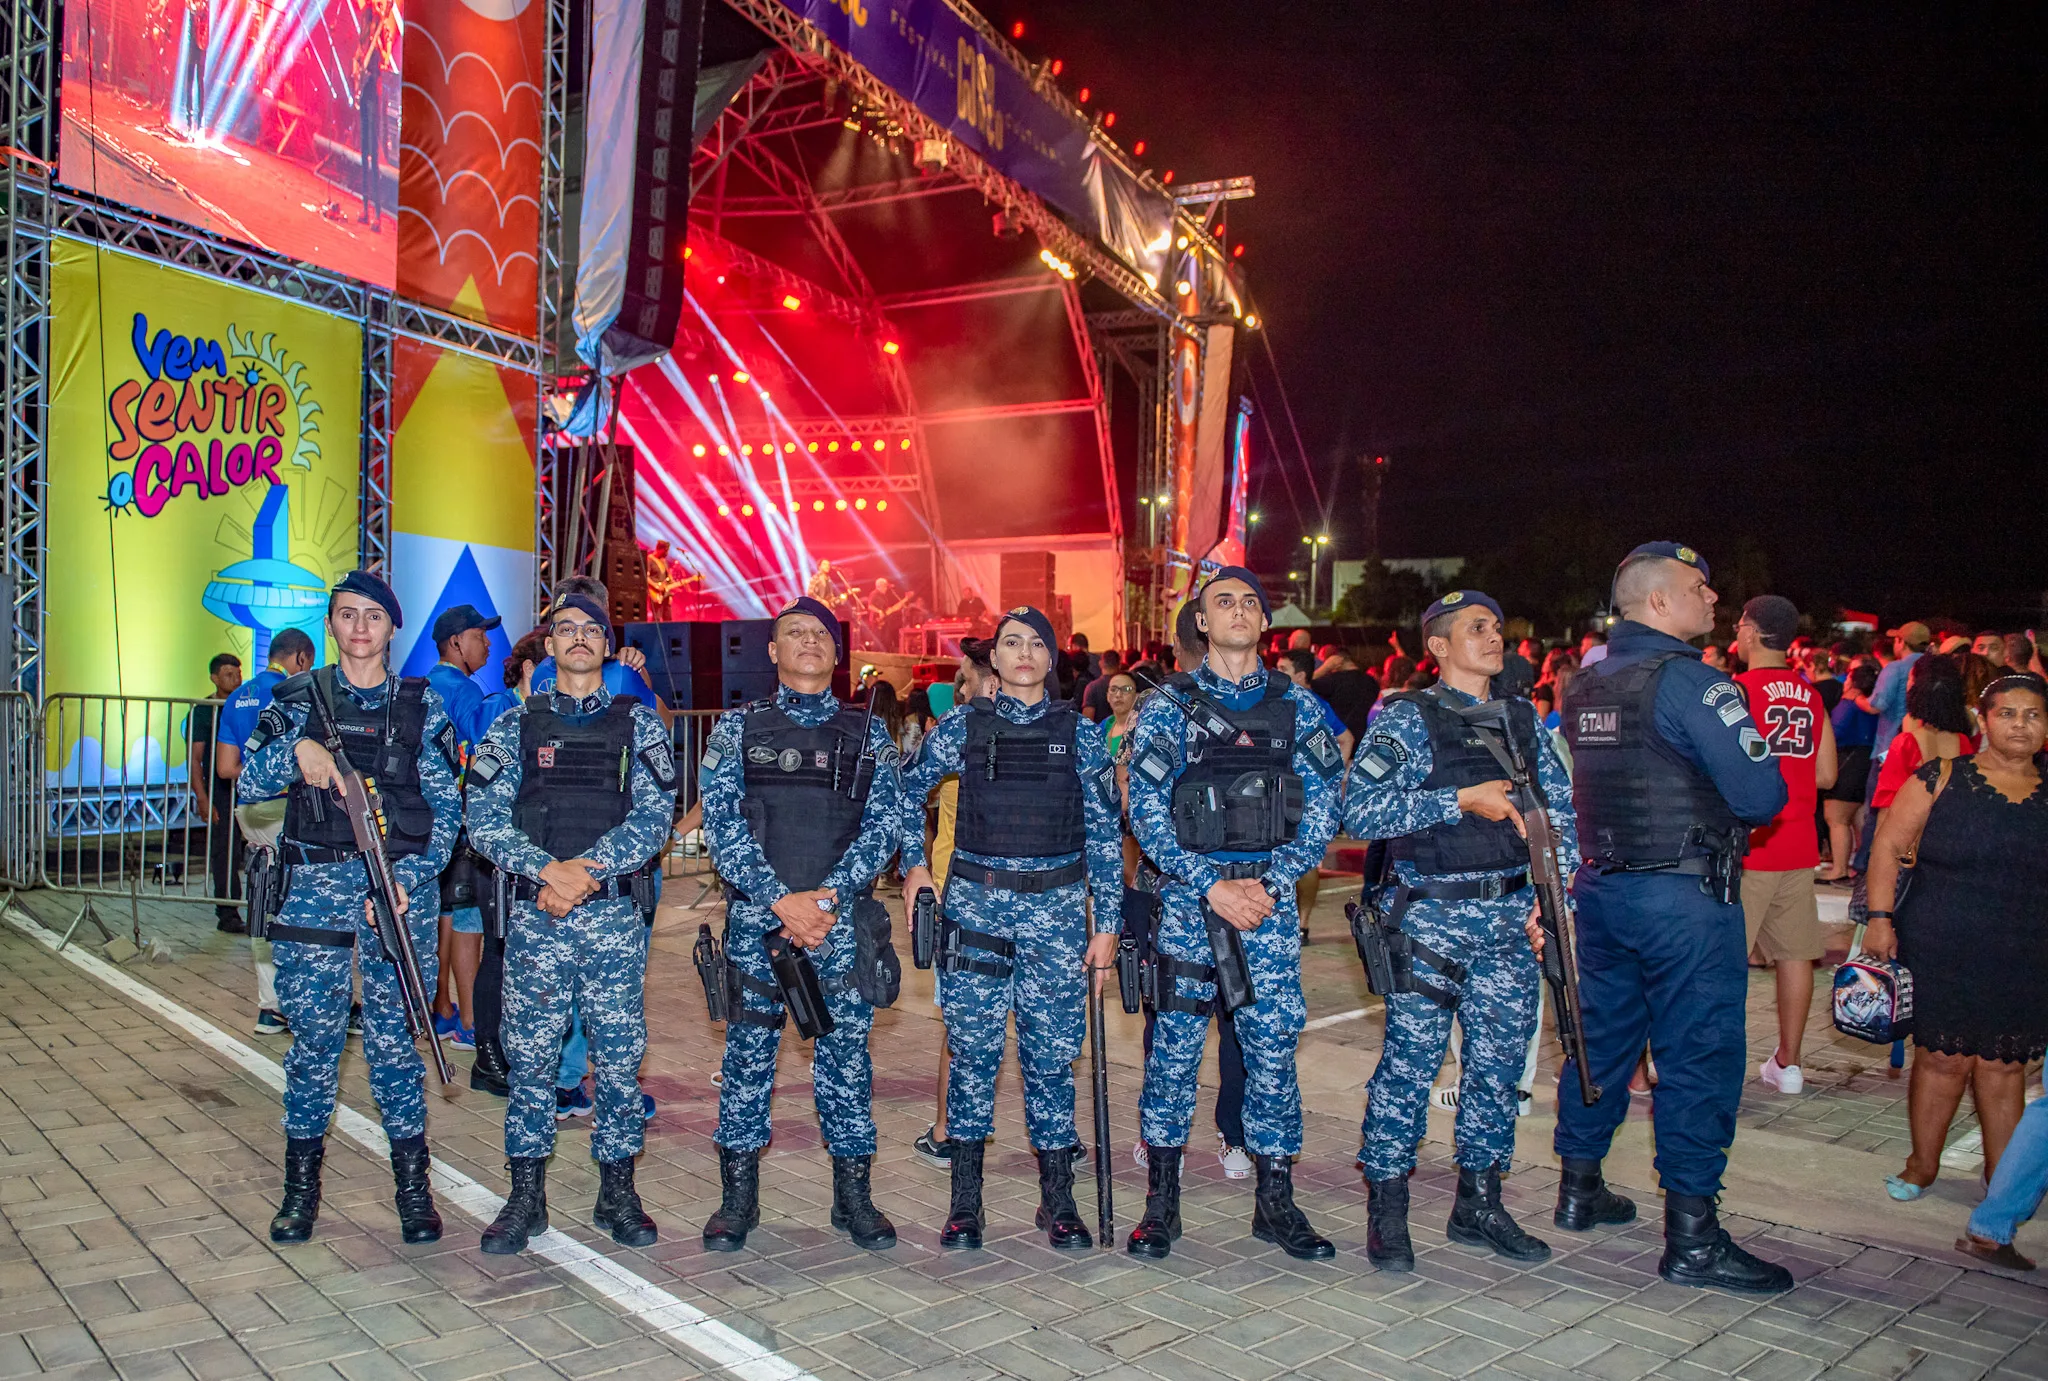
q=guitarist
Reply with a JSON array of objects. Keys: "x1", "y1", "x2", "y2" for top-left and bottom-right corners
[
  {"x1": 1343, "y1": 590, "x2": 1576, "y2": 1272},
  {"x1": 238, "y1": 571, "x2": 463, "y2": 1246}
]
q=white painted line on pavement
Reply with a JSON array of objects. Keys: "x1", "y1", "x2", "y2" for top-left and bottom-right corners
[
  {"x1": 1305, "y1": 1006, "x2": 1370, "y2": 1030},
  {"x1": 1941, "y1": 1124, "x2": 1984, "y2": 1171},
  {"x1": 4, "y1": 905, "x2": 816, "y2": 1381}
]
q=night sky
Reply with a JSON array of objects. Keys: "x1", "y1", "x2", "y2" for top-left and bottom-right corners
[{"x1": 1004, "y1": 3, "x2": 2043, "y2": 625}]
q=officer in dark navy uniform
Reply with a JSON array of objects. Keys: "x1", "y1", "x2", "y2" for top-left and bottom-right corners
[{"x1": 1555, "y1": 542, "x2": 1793, "y2": 1294}]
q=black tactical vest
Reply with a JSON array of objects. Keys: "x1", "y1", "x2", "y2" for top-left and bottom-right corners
[
  {"x1": 513, "y1": 697, "x2": 639, "y2": 859},
  {"x1": 1387, "y1": 688, "x2": 1545, "y2": 875},
  {"x1": 738, "y1": 702, "x2": 870, "y2": 891},
  {"x1": 1168, "y1": 675, "x2": 1303, "y2": 854},
  {"x1": 283, "y1": 669, "x2": 434, "y2": 857},
  {"x1": 1564, "y1": 651, "x2": 1747, "y2": 867},
  {"x1": 955, "y1": 699, "x2": 1086, "y2": 857}
]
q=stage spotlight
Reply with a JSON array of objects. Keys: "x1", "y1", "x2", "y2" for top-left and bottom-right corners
[
  {"x1": 692, "y1": 443, "x2": 706, "y2": 457},
  {"x1": 1233, "y1": 244, "x2": 1245, "y2": 258},
  {"x1": 1133, "y1": 140, "x2": 1146, "y2": 156},
  {"x1": 1077, "y1": 87, "x2": 1089, "y2": 102},
  {"x1": 1176, "y1": 235, "x2": 1188, "y2": 249},
  {"x1": 758, "y1": 389, "x2": 772, "y2": 401},
  {"x1": 1176, "y1": 280, "x2": 1192, "y2": 296},
  {"x1": 813, "y1": 500, "x2": 826, "y2": 512},
  {"x1": 741, "y1": 503, "x2": 755, "y2": 517},
  {"x1": 1250, "y1": 511, "x2": 1262, "y2": 523},
  {"x1": 808, "y1": 441, "x2": 819, "y2": 452},
  {"x1": 709, "y1": 373, "x2": 720, "y2": 383},
  {"x1": 1140, "y1": 270, "x2": 1158, "y2": 290},
  {"x1": 741, "y1": 443, "x2": 754, "y2": 456},
  {"x1": 683, "y1": 246, "x2": 693, "y2": 259},
  {"x1": 732, "y1": 370, "x2": 749, "y2": 383},
  {"x1": 1244, "y1": 314, "x2": 1261, "y2": 329},
  {"x1": 915, "y1": 139, "x2": 949, "y2": 173},
  {"x1": 717, "y1": 504, "x2": 730, "y2": 517},
  {"x1": 787, "y1": 500, "x2": 800, "y2": 513},
  {"x1": 1010, "y1": 20, "x2": 1023, "y2": 38},
  {"x1": 855, "y1": 498, "x2": 868, "y2": 511},
  {"x1": 717, "y1": 445, "x2": 730, "y2": 455},
  {"x1": 828, "y1": 441, "x2": 840, "y2": 453},
  {"x1": 883, "y1": 340, "x2": 900, "y2": 355},
  {"x1": 781, "y1": 294, "x2": 802, "y2": 310},
  {"x1": 876, "y1": 500, "x2": 889, "y2": 512},
  {"x1": 784, "y1": 441, "x2": 796, "y2": 454},
  {"x1": 851, "y1": 439, "x2": 863, "y2": 451},
  {"x1": 1051, "y1": 59, "x2": 1062, "y2": 75},
  {"x1": 1162, "y1": 170, "x2": 1174, "y2": 184},
  {"x1": 993, "y1": 208, "x2": 1022, "y2": 239},
  {"x1": 900, "y1": 438, "x2": 911, "y2": 449},
  {"x1": 716, "y1": 275, "x2": 727, "y2": 284},
  {"x1": 1103, "y1": 112, "x2": 1115, "y2": 128},
  {"x1": 835, "y1": 498, "x2": 849, "y2": 511}
]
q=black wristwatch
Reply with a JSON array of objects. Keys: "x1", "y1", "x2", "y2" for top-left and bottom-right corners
[{"x1": 1865, "y1": 910, "x2": 1895, "y2": 921}]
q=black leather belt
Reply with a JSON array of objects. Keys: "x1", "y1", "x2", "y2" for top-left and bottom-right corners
[
  {"x1": 1592, "y1": 856, "x2": 1715, "y2": 877},
  {"x1": 285, "y1": 843, "x2": 359, "y2": 865},
  {"x1": 1407, "y1": 871, "x2": 1529, "y2": 903},
  {"x1": 510, "y1": 871, "x2": 648, "y2": 902},
  {"x1": 267, "y1": 921, "x2": 356, "y2": 948},
  {"x1": 948, "y1": 857, "x2": 1086, "y2": 893}
]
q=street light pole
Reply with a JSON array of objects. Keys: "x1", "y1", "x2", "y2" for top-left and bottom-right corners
[{"x1": 1301, "y1": 534, "x2": 1331, "y2": 610}]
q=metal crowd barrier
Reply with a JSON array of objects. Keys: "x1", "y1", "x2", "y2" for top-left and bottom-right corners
[{"x1": 0, "y1": 692, "x2": 40, "y2": 893}]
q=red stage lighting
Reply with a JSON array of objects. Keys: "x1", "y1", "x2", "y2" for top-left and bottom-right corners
[
  {"x1": 828, "y1": 441, "x2": 840, "y2": 453},
  {"x1": 876, "y1": 500, "x2": 889, "y2": 512},
  {"x1": 882, "y1": 340, "x2": 900, "y2": 355},
  {"x1": 1162, "y1": 170, "x2": 1174, "y2": 184},
  {"x1": 900, "y1": 438, "x2": 911, "y2": 449},
  {"x1": 783, "y1": 441, "x2": 796, "y2": 454},
  {"x1": 781, "y1": 294, "x2": 802, "y2": 310},
  {"x1": 1051, "y1": 59, "x2": 1062, "y2": 75},
  {"x1": 1077, "y1": 87, "x2": 1089, "y2": 103},
  {"x1": 835, "y1": 498, "x2": 848, "y2": 511},
  {"x1": 1233, "y1": 244, "x2": 1245, "y2": 258},
  {"x1": 851, "y1": 439, "x2": 863, "y2": 451},
  {"x1": 741, "y1": 443, "x2": 754, "y2": 456},
  {"x1": 717, "y1": 504, "x2": 730, "y2": 516},
  {"x1": 855, "y1": 498, "x2": 868, "y2": 511},
  {"x1": 808, "y1": 441, "x2": 819, "y2": 453},
  {"x1": 717, "y1": 444, "x2": 730, "y2": 456},
  {"x1": 812, "y1": 500, "x2": 825, "y2": 512},
  {"x1": 692, "y1": 443, "x2": 706, "y2": 457},
  {"x1": 741, "y1": 503, "x2": 755, "y2": 517},
  {"x1": 1103, "y1": 111, "x2": 1116, "y2": 128},
  {"x1": 1010, "y1": 20, "x2": 1023, "y2": 39},
  {"x1": 1133, "y1": 140, "x2": 1145, "y2": 156},
  {"x1": 732, "y1": 370, "x2": 749, "y2": 383},
  {"x1": 681, "y1": 246, "x2": 692, "y2": 260}
]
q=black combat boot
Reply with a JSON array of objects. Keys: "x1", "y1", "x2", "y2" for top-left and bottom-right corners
[
  {"x1": 830, "y1": 1155, "x2": 897, "y2": 1250},
  {"x1": 388, "y1": 1134, "x2": 442, "y2": 1244},
  {"x1": 1251, "y1": 1155, "x2": 1335, "y2": 1261},
  {"x1": 1446, "y1": 1165, "x2": 1550, "y2": 1262},
  {"x1": 269, "y1": 1137, "x2": 325, "y2": 1243},
  {"x1": 469, "y1": 1036, "x2": 511, "y2": 1097},
  {"x1": 1034, "y1": 1146, "x2": 1093, "y2": 1251},
  {"x1": 940, "y1": 1139, "x2": 986, "y2": 1249},
  {"x1": 480, "y1": 1157, "x2": 549, "y2": 1255},
  {"x1": 1658, "y1": 1194, "x2": 1793, "y2": 1294},
  {"x1": 1365, "y1": 1176, "x2": 1414, "y2": 1272},
  {"x1": 702, "y1": 1146, "x2": 759, "y2": 1251},
  {"x1": 1554, "y1": 1156, "x2": 1636, "y2": 1231},
  {"x1": 1126, "y1": 1144, "x2": 1183, "y2": 1259},
  {"x1": 593, "y1": 1158, "x2": 657, "y2": 1247}
]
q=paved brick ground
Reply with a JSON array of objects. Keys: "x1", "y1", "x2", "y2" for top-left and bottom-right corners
[{"x1": 1, "y1": 885, "x2": 2042, "y2": 1381}]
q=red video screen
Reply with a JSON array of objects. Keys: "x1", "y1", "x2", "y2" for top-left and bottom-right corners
[{"x1": 59, "y1": 0, "x2": 401, "y2": 286}]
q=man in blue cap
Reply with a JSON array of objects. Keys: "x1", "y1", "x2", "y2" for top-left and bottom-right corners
[
  {"x1": 1554, "y1": 542, "x2": 1793, "y2": 1293},
  {"x1": 1345, "y1": 590, "x2": 1575, "y2": 1270},
  {"x1": 697, "y1": 596, "x2": 919, "y2": 1251},
  {"x1": 237, "y1": 569, "x2": 463, "y2": 1247},
  {"x1": 897, "y1": 605, "x2": 1124, "y2": 1251},
  {"x1": 1124, "y1": 567, "x2": 1345, "y2": 1261},
  {"x1": 425, "y1": 603, "x2": 503, "y2": 1053},
  {"x1": 465, "y1": 588, "x2": 678, "y2": 1255}
]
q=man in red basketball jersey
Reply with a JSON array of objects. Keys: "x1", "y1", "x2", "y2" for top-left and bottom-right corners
[{"x1": 1733, "y1": 596, "x2": 1837, "y2": 1094}]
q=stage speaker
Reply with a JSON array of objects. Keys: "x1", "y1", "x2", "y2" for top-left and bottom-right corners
[
  {"x1": 623, "y1": 620, "x2": 850, "y2": 710},
  {"x1": 1000, "y1": 551, "x2": 1056, "y2": 613},
  {"x1": 721, "y1": 619, "x2": 776, "y2": 677}
]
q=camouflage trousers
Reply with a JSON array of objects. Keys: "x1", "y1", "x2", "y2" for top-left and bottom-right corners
[
  {"x1": 714, "y1": 898, "x2": 877, "y2": 1157},
  {"x1": 1360, "y1": 888, "x2": 1541, "y2": 1178},
  {"x1": 1138, "y1": 880, "x2": 1309, "y2": 1157},
  {"x1": 503, "y1": 896, "x2": 649, "y2": 1163},
  {"x1": 939, "y1": 870, "x2": 1088, "y2": 1150},
  {"x1": 273, "y1": 861, "x2": 437, "y2": 1142}
]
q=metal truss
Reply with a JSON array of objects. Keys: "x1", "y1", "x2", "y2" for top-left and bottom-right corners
[
  {"x1": 1063, "y1": 279, "x2": 1123, "y2": 552},
  {"x1": 692, "y1": 225, "x2": 881, "y2": 333},
  {"x1": 533, "y1": 0, "x2": 573, "y2": 618},
  {"x1": 56, "y1": 194, "x2": 368, "y2": 315},
  {"x1": 691, "y1": 53, "x2": 809, "y2": 209},
  {"x1": 880, "y1": 275, "x2": 1058, "y2": 311},
  {"x1": 3, "y1": 0, "x2": 55, "y2": 694},
  {"x1": 703, "y1": 472, "x2": 918, "y2": 505},
  {"x1": 391, "y1": 300, "x2": 542, "y2": 373},
  {"x1": 358, "y1": 291, "x2": 393, "y2": 574}
]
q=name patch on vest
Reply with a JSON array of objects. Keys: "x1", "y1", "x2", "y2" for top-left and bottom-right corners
[{"x1": 1575, "y1": 708, "x2": 1621, "y2": 745}]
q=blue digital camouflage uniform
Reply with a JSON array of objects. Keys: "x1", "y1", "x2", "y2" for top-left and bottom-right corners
[
  {"x1": 237, "y1": 677, "x2": 462, "y2": 1141},
  {"x1": 901, "y1": 692, "x2": 1123, "y2": 1149},
  {"x1": 465, "y1": 686, "x2": 677, "y2": 1163},
  {"x1": 1128, "y1": 661, "x2": 1343, "y2": 1156},
  {"x1": 702, "y1": 684, "x2": 916, "y2": 1156},
  {"x1": 1345, "y1": 689, "x2": 1581, "y2": 1178}
]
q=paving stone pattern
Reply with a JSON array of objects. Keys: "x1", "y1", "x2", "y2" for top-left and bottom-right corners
[{"x1": 0, "y1": 888, "x2": 2041, "y2": 1381}]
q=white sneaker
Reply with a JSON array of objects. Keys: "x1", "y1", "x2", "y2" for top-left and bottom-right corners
[
  {"x1": 1430, "y1": 1085, "x2": 1460, "y2": 1112},
  {"x1": 1131, "y1": 1137, "x2": 1149, "y2": 1170},
  {"x1": 1759, "y1": 1054, "x2": 1804, "y2": 1094},
  {"x1": 1218, "y1": 1139, "x2": 1253, "y2": 1179},
  {"x1": 1516, "y1": 1088, "x2": 1534, "y2": 1118}
]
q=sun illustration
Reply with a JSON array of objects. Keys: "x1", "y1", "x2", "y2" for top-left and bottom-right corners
[{"x1": 226, "y1": 324, "x2": 323, "y2": 470}]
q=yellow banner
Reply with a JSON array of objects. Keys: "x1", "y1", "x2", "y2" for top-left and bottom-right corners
[{"x1": 46, "y1": 239, "x2": 363, "y2": 774}]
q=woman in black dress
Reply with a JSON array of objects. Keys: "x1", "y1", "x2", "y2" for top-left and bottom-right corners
[{"x1": 1864, "y1": 673, "x2": 2048, "y2": 1198}]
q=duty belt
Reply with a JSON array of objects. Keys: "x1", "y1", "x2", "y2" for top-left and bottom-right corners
[
  {"x1": 947, "y1": 857, "x2": 1086, "y2": 893},
  {"x1": 509, "y1": 866, "x2": 654, "y2": 903},
  {"x1": 1590, "y1": 855, "x2": 1715, "y2": 876},
  {"x1": 1212, "y1": 860, "x2": 1270, "y2": 881},
  {"x1": 284, "y1": 842, "x2": 360, "y2": 865},
  {"x1": 266, "y1": 921, "x2": 357, "y2": 948},
  {"x1": 1406, "y1": 871, "x2": 1529, "y2": 903}
]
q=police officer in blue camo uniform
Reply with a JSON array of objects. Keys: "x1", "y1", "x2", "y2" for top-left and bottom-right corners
[
  {"x1": 1346, "y1": 590, "x2": 1577, "y2": 1271},
  {"x1": 898, "y1": 605, "x2": 1125, "y2": 1251},
  {"x1": 1555, "y1": 542, "x2": 1794, "y2": 1295},
  {"x1": 238, "y1": 571, "x2": 462, "y2": 1246},
  {"x1": 464, "y1": 591, "x2": 677, "y2": 1254},
  {"x1": 699, "y1": 597, "x2": 915, "y2": 1252},
  {"x1": 1125, "y1": 568, "x2": 1345, "y2": 1261}
]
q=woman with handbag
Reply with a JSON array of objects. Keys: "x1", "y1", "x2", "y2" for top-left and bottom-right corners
[{"x1": 1863, "y1": 671, "x2": 2048, "y2": 1203}]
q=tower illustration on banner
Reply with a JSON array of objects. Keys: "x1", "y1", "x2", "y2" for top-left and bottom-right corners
[
  {"x1": 201, "y1": 483, "x2": 328, "y2": 665},
  {"x1": 401, "y1": 544, "x2": 514, "y2": 691}
]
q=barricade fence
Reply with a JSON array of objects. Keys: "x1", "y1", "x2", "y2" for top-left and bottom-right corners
[{"x1": 19, "y1": 694, "x2": 732, "y2": 911}]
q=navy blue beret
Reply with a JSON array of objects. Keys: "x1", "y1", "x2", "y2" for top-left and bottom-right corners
[
  {"x1": 333, "y1": 569, "x2": 402, "y2": 628},
  {"x1": 1421, "y1": 589, "x2": 1504, "y2": 632},
  {"x1": 995, "y1": 605, "x2": 1058, "y2": 651},
  {"x1": 774, "y1": 596, "x2": 842, "y2": 650},
  {"x1": 1627, "y1": 541, "x2": 1710, "y2": 583}
]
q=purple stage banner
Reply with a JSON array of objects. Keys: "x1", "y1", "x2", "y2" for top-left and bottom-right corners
[{"x1": 780, "y1": 0, "x2": 1172, "y2": 282}]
